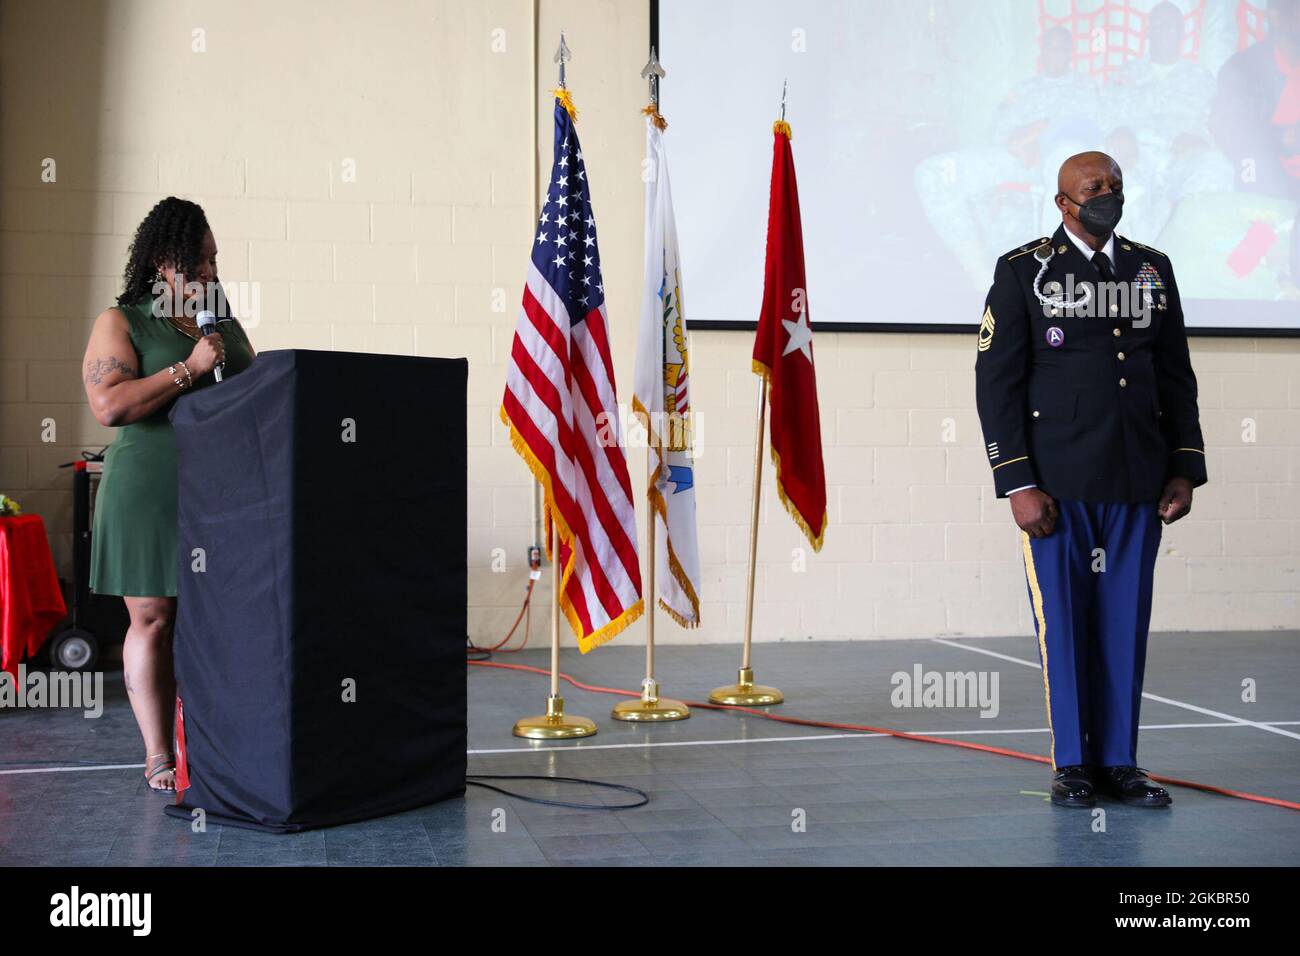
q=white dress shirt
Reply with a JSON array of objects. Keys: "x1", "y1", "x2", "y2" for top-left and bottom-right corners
[{"x1": 1063, "y1": 226, "x2": 1115, "y2": 271}]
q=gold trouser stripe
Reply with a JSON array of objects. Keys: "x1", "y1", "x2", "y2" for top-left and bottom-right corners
[
  {"x1": 1021, "y1": 531, "x2": 1056, "y2": 770},
  {"x1": 992, "y1": 455, "x2": 1028, "y2": 471}
]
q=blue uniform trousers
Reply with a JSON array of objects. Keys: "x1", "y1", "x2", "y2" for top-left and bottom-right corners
[{"x1": 1021, "y1": 500, "x2": 1163, "y2": 769}]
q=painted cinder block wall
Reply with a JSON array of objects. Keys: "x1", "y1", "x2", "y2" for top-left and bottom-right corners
[{"x1": 1, "y1": 0, "x2": 1296, "y2": 650}]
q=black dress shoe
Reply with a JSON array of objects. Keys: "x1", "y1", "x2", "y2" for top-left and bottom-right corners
[
  {"x1": 1051, "y1": 765, "x2": 1096, "y2": 808},
  {"x1": 1097, "y1": 766, "x2": 1172, "y2": 807}
]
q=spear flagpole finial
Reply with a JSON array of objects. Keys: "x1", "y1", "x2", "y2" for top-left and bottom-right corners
[
  {"x1": 772, "y1": 79, "x2": 792, "y2": 138},
  {"x1": 554, "y1": 32, "x2": 571, "y2": 88},
  {"x1": 640, "y1": 45, "x2": 666, "y2": 109},
  {"x1": 551, "y1": 32, "x2": 578, "y2": 120}
]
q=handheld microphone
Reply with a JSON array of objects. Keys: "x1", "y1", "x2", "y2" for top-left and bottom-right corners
[{"x1": 197, "y1": 309, "x2": 223, "y2": 382}]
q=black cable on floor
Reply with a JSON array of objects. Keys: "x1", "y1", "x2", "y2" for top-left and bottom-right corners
[{"x1": 466, "y1": 773, "x2": 649, "y2": 810}]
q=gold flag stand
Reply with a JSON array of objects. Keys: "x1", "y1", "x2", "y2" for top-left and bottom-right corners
[
  {"x1": 612, "y1": 437, "x2": 689, "y2": 721},
  {"x1": 710, "y1": 375, "x2": 783, "y2": 706},
  {"x1": 513, "y1": 514, "x2": 597, "y2": 738}
]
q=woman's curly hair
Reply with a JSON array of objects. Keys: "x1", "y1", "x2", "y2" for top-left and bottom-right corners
[{"x1": 117, "y1": 197, "x2": 210, "y2": 306}]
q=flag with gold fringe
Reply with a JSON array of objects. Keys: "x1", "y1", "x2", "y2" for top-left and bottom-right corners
[
  {"x1": 499, "y1": 89, "x2": 644, "y2": 652},
  {"x1": 751, "y1": 118, "x2": 828, "y2": 551},
  {"x1": 633, "y1": 103, "x2": 701, "y2": 628}
]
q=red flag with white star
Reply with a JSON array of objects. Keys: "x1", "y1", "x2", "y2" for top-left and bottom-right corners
[{"x1": 751, "y1": 119, "x2": 827, "y2": 551}]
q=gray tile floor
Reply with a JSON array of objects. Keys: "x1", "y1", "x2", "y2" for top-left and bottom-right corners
[{"x1": 2, "y1": 631, "x2": 1298, "y2": 866}]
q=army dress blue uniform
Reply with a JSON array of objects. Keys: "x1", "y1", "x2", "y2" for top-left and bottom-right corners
[{"x1": 974, "y1": 223, "x2": 1207, "y2": 776}]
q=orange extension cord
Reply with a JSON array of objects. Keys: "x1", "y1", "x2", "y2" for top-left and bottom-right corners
[
  {"x1": 468, "y1": 657, "x2": 1300, "y2": 813},
  {"x1": 469, "y1": 579, "x2": 536, "y2": 654}
]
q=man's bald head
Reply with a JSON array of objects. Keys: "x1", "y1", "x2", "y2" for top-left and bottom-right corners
[
  {"x1": 1057, "y1": 151, "x2": 1122, "y2": 195},
  {"x1": 1055, "y1": 151, "x2": 1125, "y2": 244}
]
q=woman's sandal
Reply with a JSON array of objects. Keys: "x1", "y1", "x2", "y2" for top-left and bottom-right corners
[{"x1": 144, "y1": 752, "x2": 177, "y2": 794}]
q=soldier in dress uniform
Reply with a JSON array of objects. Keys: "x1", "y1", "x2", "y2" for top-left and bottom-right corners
[{"x1": 974, "y1": 151, "x2": 1207, "y2": 809}]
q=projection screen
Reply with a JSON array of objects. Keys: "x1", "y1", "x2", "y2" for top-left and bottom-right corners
[{"x1": 657, "y1": 0, "x2": 1300, "y2": 334}]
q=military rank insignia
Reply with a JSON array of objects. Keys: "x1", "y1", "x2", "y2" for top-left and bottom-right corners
[
  {"x1": 978, "y1": 306, "x2": 995, "y2": 352},
  {"x1": 1135, "y1": 262, "x2": 1164, "y2": 289}
]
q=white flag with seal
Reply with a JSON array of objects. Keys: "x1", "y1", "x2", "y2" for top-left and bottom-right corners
[{"x1": 633, "y1": 111, "x2": 701, "y2": 628}]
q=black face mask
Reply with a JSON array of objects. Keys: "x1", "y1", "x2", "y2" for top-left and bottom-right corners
[{"x1": 1067, "y1": 191, "x2": 1124, "y2": 237}]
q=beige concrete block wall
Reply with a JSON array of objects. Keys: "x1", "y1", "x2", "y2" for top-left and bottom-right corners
[{"x1": 2, "y1": 1, "x2": 1297, "y2": 650}]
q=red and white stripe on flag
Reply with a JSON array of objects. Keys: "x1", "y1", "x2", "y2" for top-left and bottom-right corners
[{"x1": 500, "y1": 94, "x2": 643, "y2": 653}]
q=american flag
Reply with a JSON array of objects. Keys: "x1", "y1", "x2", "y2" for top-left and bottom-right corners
[{"x1": 500, "y1": 94, "x2": 644, "y2": 653}]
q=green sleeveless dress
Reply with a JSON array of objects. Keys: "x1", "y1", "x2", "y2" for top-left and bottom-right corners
[{"x1": 89, "y1": 298, "x2": 255, "y2": 597}]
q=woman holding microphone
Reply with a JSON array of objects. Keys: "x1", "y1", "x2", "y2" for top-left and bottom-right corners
[{"x1": 82, "y1": 197, "x2": 256, "y2": 792}]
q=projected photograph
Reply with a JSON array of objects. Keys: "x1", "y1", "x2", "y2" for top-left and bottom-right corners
[{"x1": 663, "y1": 0, "x2": 1300, "y2": 331}]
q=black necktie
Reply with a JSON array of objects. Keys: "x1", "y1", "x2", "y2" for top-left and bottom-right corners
[{"x1": 1092, "y1": 251, "x2": 1115, "y2": 281}]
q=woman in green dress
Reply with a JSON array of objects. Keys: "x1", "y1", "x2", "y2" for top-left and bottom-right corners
[{"x1": 82, "y1": 198, "x2": 256, "y2": 792}]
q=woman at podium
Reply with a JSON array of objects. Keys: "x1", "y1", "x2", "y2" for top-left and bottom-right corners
[{"x1": 81, "y1": 197, "x2": 256, "y2": 792}]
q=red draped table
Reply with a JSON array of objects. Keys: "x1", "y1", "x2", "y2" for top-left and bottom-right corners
[{"x1": 0, "y1": 514, "x2": 67, "y2": 678}]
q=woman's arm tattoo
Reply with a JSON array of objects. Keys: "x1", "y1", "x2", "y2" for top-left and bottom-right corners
[{"x1": 84, "y1": 356, "x2": 138, "y2": 385}]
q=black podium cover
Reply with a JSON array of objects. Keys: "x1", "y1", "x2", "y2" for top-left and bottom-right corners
[{"x1": 165, "y1": 349, "x2": 467, "y2": 832}]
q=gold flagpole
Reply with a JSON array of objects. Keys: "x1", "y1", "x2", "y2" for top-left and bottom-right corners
[
  {"x1": 646, "y1": 447, "x2": 655, "y2": 677},
  {"x1": 612, "y1": 434, "x2": 688, "y2": 721},
  {"x1": 514, "y1": 512, "x2": 597, "y2": 738},
  {"x1": 613, "y1": 46, "x2": 688, "y2": 722},
  {"x1": 513, "y1": 33, "x2": 597, "y2": 739},
  {"x1": 551, "y1": 520, "x2": 560, "y2": 699},
  {"x1": 710, "y1": 373, "x2": 783, "y2": 706}
]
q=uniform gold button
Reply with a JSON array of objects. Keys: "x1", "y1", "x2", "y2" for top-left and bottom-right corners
[
  {"x1": 1032, "y1": 410, "x2": 1040, "y2": 418},
  {"x1": 1112, "y1": 328, "x2": 1121, "y2": 337},
  {"x1": 1117, "y1": 351, "x2": 1126, "y2": 361},
  {"x1": 1119, "y1": 378, "x2": 1127, "y2": 387},
  {"x1": 1110, "y1": 304, "x2": 1119, "y2": 314}
]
